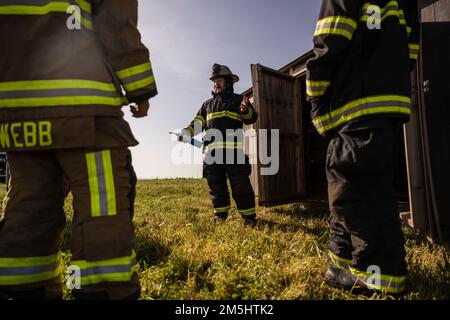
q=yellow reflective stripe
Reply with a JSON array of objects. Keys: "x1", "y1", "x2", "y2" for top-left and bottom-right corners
[
  {"x1": 194, "y1": 115, "x2": 206, "y2": 126},
  {"x1": 0, "y1": 1, "x2": 92, "y2": 14},
  {"x1": 86, "y1": 153, "x2": 101, "y2": 217},
  {"x1": 306, "y1": 80, "x2": 331, "y2": 97},
  {"x1": 360, "y1": 10, "x2": 408, "y2": 24},
  {"x1": 207, "y1": 111, "x2": 242, "y2": 122},
  {"x1": 362, "y1": 1, "x2": 405, "y2": 16},
  {"x1": 0, "y1": 255, "x2": 57, "y2": 267},
  {"x1": 71, "y1": 252, "x2": 136, "y2": 286},
  {"x1": 0, "y1": 2, "x2": 94, "y2": 30},
  {"x1": 312, "y1": 95, "x2": 411, "y2": 134},
  {"x1": 360, "y1": 1, "x2": 412, "y2": 35},
  {"x1": 204, "y1": 142, "x2": 243, "y2": 153},
  {"x1": 350, "y1": 267, "x2": 407, "y2": 293},
  {"x1": 0, "y1": 79, "x2": 124, "y2": 107},
  {"x1": 307, "y1": 80, "x2": 331, "y2": 87},
  {"x1": 79, "y1": 270, "x2": 136, "y2": 286},
  {"x1": 71, "y1": 251, "x2": 136, "y2": 269},
  {"x1": 186, "y1": 126, "x2": 194, "y2": 136},
  {"x1": 350, "y1": 268, "x2": 407, "y2": 283},
  {"x1": 314, "y1": 16, "x2": 357, "y2": 41},
  {"x1": 0, "y1": 269, "x2": 61, "y2": 286},
  {"x1": 86, "y1": 151, "x2": 117, "y2": 217},
  {"x1": 315, "y1": 28, "x2": 353, "y2": 41},
  {"x1": 307, "y1": 91, "x2": 327, "y2": 97},
  {"x1": 0, "y1": 80, "x2": 117, "y2": 92},
  {"x1": 0, "y1": 254, "x2": 60, "y2": 286},
  {"x1": 80, "y1": 16, "x2": 93, "y2": 30},
  {"x1": 314, "y1": 95, "x2": 410, "y2": 124},
  {"x1": 329, "y1": 251, "x2": 351, "y2": 270},
  {"x1": 315, "y1": 106, "x2": 411, "y2": 135},
  {"x1": 409, "y1": 43, "x2": 420, "y2": 60},
  {"x1": 0, "y1": 96, "x2": 123, "y2": 108},
  {"x1": 123, "y1": 76, "x2": 155, "y2": 92},
  {"x1": 116, "y1": 63, "x2": 152, "y2": 80},
  {"x1": 239, "y1": 208, "x2": 256, "y2": 216},
  {"x1": 0, "y1": 3, "x2": 70, "y2": 15},
  {"x1": 214, "y1": 206, "x2": 230, "y2": 213},
  {"x1": 74, "y1": 0, "x2": 91, "y2": 13},
  {"x1": 102, "y1": 150, "x2": 117, "y2": 217},
  {"x1": 241, "y1": 107, "x2": 254, "y2": 120},
  {"x1": 316, "y1": 16, "x2": 358, "y2": 29}
]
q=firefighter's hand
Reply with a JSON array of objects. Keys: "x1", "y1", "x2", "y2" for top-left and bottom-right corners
[
  {"x1": 130, "y1": 100, "x2": 150, "y2": 118},
  {"x1": 240, "y1": 96, "x2": 250, "y2": 114},
  {"x1": 178, "y1": 129, "x2": 192, "y2": 143}
]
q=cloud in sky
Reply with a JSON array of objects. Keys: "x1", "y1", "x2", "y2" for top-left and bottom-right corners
[{"x1": 125, "y1": 0, "x2": 321, "y2": 179}]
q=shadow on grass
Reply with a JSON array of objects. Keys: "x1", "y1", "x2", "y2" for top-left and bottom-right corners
[
  {"x1": 134, "y1": 234, "x2": 172, "y2": 267},
  {"x1": 406, "y1": 267, "x2": 450, "y2": 299},
  {"x1": 272, "y1": 202, "x2": 330, "y2": 220},
  {"x1": 255, "y1": 217, "x2": 329, "y2": 239}
]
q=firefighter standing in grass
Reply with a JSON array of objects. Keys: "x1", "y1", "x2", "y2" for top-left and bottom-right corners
[
  {"x1": 0, "y1": 0, "x2": 156, "y2": 300},
  {"x1": 306, "y1": 0, "x2": 420, "y2": 295},
  {"x1": 179, "y1": 64, "x2": 258, "y2": 226}
]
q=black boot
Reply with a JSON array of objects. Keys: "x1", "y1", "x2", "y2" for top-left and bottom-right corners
[
  {"x1": 325, "y1": 266, "x2": 406, "y2": 298},
  {"x1": 324, "y1": 266, "x2": 369, "y2": 294},
  {"x1": 213, "y1": 211, "x2": 228, "y2": 222},
  {"x1": 243, "y1": 215, "x2": 257, "y2": 228}
]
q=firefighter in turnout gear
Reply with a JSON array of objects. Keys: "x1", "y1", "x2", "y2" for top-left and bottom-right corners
[
  {"x1": 0, "y1": 0, "x2": 157, "y2": 300},
  {"x1": 179, "y1": 64, "x2": 258, "y2": 225},
  {"x1": 306, "y1": 0, "x2": 420, "y2": 295}
]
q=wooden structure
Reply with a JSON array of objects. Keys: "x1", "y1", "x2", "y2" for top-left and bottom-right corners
[{"x1": 243, "y1": 0, "x2": 450, "y2": 242}]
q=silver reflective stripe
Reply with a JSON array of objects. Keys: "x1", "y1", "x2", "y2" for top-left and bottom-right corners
[
  {"x1": 94, "y1": 152, "x2": 109, "y2": 217},
  {"x1": 316, "y1": 100, "x2": 410, "y2": 130},
  {"x1": 120, "y1": 70, "x2": 154, "y2": 86},
  {"x1": 80, "y1": 264, "x2": 134, "y2": 277},
  {"x1": 0, "y1": 88, "x2": 120, "y2": 99},
  {"x1": 0, "y1": 263, "x2": 57, "y2": 276}
]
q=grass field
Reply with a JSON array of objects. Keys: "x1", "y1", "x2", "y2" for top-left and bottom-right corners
[{"x1": 2, "y1": 179, "x2": 450, "y2": 300}]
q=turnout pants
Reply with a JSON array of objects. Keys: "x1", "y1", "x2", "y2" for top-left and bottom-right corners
[
  {"x1": 0, "y1": 147, "x2": 139, "y2": 300},
  {"x1": 204, "y1": 157, "x2": 256, "y2": 219},
  {"x1": 326, "y1": 118, "x2": 407, "y2": 294}
]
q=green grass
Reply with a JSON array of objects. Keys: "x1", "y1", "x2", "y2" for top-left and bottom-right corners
[{"x1": 2, "y1": 179, "x2": 450, "y2": 300}]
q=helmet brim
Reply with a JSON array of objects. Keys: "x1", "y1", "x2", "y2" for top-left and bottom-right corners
[{"x1": 210, "y1": 74, "x2": 240, "y2": 83}]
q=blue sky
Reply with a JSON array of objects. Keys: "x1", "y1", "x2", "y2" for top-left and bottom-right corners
[{"x1": 125, "y1": 0, "x2": 321, "y2": 179}]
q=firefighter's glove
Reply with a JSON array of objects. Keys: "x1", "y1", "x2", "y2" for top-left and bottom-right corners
[{"x1": 178, "y1": 129, "x2": 192, "y2": 143}]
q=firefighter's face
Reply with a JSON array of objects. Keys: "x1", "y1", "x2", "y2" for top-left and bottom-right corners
[{"x1": 213, "y1": 78, "x2": 225, "y2": 93}]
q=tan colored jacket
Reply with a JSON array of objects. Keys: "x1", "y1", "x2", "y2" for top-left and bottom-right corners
[{"x1": 0, "y1": 0, "x2": 157, "y2": 122}]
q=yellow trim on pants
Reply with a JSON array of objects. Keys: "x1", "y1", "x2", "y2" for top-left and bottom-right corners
[{"x1": 86, "y1": 150, "x2": 117, "y2": 217}]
